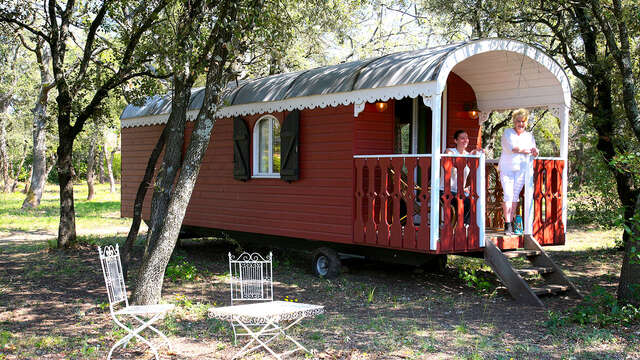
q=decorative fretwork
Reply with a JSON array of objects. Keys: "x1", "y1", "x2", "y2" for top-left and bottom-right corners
[
  {"x1": 533, "y1": 159, "x2": 565, "y2": 245},
  {"x1": 484, "y1": 161, "x2": 524, "y2": 230},
  {"x1": 353, "y1": 156, "x2": 432, "y2": 251},
  {"x1": 440, "y1": 156, "x2": 480, "y2": 252}
]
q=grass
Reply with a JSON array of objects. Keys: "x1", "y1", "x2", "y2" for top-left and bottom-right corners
[
  {"x1": 0, "y1": 184, "x2": 638, "y2": 359},
  {"x1": 0, "y1": 182, "x2": 129, "y2": 233}
]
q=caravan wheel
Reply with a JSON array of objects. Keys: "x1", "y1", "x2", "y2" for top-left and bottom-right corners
[{"x1": 312, "y1": 247, "x2": 341, "y2": 279}]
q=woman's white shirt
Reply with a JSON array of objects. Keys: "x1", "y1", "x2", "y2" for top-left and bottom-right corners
[
  {"x1": 499, "y1": 128, "x2": 536, "y2": 173},
  {"x1": 440, "y1": 148, "x2": 470, "y2": 195}
]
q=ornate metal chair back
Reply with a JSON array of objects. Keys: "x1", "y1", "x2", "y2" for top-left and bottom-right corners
[
  {"x1": 98, "y1": 245, "x2": 129, "y2": 310},
  {"x1": 229, "y1": 252, "x2": 273, "y2": 305}
]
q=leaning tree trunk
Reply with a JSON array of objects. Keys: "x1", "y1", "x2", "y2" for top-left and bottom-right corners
[
  {"x1": 143, "y1": 75, "x2": 193, "y2": 258},
  {"x1": 122, "y1": 127, "x2": 167, "y2": 280},
  {"x1": 132, "y1": 82, "x2": 223, "y2": 305},
  {"x1": 86, "y1": 138, "x2": 97, "y2": 201},
  {"x1": 22, "y1": 41, "x2": 52, "y2": 209},
  {"x1": 132, "y1": 2, "x2": 240, "y2": 302},
  {"x1": 105, "y1": 145, "x2": 116, "y2": 193}
]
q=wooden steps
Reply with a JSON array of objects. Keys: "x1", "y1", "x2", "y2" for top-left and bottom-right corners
[
  {"x1": 484, "y1": 235, "x2": 582, "y2": 307},
  {"x1": 502, "y1": 250, "x2": 541, "y2": 258},
  {"x1": 532, "y1": 284, "x2": 570, "y2": 296}
]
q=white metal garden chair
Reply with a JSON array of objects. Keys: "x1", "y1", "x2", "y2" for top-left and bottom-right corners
[
  {"x1": 98, "y1": 245, "x2": 174, "y2": 360},
  {"x1": 228, "y1": 251, "x2": 274, "y2": 343}
]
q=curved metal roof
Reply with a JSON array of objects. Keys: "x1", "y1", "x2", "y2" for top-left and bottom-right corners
[
  {"x1": 121, "y1": 38, "x2": 572, "y2": 127},
  {"x1": 121, "y1": 42, "x2": 464, "y2": 120}
]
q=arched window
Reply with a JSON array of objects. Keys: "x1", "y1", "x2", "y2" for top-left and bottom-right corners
[{"x1": 253, "y1": 115, "x2": 281, "y2": 177}]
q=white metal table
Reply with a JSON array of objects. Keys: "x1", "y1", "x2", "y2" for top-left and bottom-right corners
[{"x1": 208, "y1": 301, "x2": 324, "y2": 359}]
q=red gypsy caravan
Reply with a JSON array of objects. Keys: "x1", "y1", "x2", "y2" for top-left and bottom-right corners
[{"x1": 120, "y1": 39, "x2": 581, "y2": 306}]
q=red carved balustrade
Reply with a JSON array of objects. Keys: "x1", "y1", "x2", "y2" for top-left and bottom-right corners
[
  {"x1": 439, "y1": 156, "x2": 481, "y2": 252},
  {"x1": 533, "y1": 159, "x2": 565, "y2": 245},
  {"x1": 353, "y1": 156, "x2": 431, "y2": 251}
]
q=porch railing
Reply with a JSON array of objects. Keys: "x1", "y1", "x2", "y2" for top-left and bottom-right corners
[
  {"x1": 353, "y1": 153, "x2": 486, "y2": 253},
  {"x1": 353, "y1": 155, "x2": 433, "y2": 251},
  {"x1": 532, "y1": 157, "x2": 565, "y2": 245},
  {"x1": 484, "y1": 157, "x2": 565, "y2": 245}
]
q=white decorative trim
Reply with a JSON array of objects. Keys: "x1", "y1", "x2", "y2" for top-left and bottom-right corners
[
  {"x1": 436, "y1": 39, "x2": 572, "y2": 108},
  {"x1": 422, "y1": 95, "x2": 433, "y2": 108},
  {"x1": 353, "y1": 154, "x2": 433, "y2": 159},
  {"x1": 354, "y1": 102, "x2": 365, "y2": 117},
  {"x1": 478, "y1": 112, "x2": 490, "y2": 125},
  {"x1": 548, "y1": 104, "x2": 565, "y2": 118},
  {"x1": 121, "y1": 39, "x2": 572, "y2": 129},
  {"x1": 122, "y1": 82, "x2": 438, "y2": 128}
]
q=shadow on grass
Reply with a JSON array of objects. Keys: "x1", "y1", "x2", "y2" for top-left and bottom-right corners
[{"x1": 0, "y1": 232, "x2": 635, "y2": 359}]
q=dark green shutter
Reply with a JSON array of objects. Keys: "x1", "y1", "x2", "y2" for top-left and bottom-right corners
[
  {"x1": 233, "y1": 117, "x2": 250, "y2": 181},
  {"x1": 280, "y1": 110, "x2": 300, "y2": 182}
]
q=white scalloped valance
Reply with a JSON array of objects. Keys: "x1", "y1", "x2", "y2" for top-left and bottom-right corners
[{"x1": 121, "y1": 81, "x2": 438, "y2": 128}]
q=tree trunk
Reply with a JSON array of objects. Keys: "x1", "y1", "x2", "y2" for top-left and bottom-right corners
[
  {"x1": 143, "y1": 75, "x2": 192, "y2": 258},
  {"x1": 122, "y1": 127, "x2": 167, "y2": 280},
  {"x1": 57, "y1": 128, "x2": 77, "y2": 248},
  {"x1": 132, "y1": 0, "x2": 242, "y2": 303},
  {"x1": 105, "y1": 145, "x2": 116, "y2": 193},
  {"x1": 618, "y1": 195, "x2": 640, "y2": 305},
  {"x1": 0, "y1": 104, "x2": 9, "y2": 193},
  {"x1": 132, "y1": 77, "x2": 224, "y2": 305},
  {"x1": 22, "y1": 40, "x2": 52, "y2": 209},
  {"x1": 575, "y1": 3, "x2": 640, "y2": 304},
  {"x1": 86, "y1": 138, "x2": 97, "y2": 201},
  {"x1": 23, "y1": 165, "x2": 32, "y2": 194},
  {"x1": 98, "y1": 146, "x2": 105, "y2": 184},
  {"x1": 9, "y1": 141, "x2": 28, "y2": 192}
]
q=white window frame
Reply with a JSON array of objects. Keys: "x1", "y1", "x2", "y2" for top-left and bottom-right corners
[{"x1": 252, "y1": 115, "x2": 281, "y2": 178}]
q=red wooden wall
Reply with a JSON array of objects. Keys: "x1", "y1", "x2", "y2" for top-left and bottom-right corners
[
  {"x1": 121, "y1": 72, "x2": 480, "y2": 251},
  {"x1": 123, "y1": 105, "x2": 357, "y2": 244},
  {"x1": 445, "y1": 73, "x2": 481, "y2": 149}
]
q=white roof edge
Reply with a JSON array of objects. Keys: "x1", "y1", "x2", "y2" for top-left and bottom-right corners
[
  {"x1": 121, "y1": 81, "x2": 438, "y2": 128},
  {"x1": 435, "y1": 38, "x2": 572, "y2": 108}
]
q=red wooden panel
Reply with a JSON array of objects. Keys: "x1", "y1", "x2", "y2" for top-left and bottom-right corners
[
  {"x1": 439, "y1": 156, "x2": 481, "y2": 253},
  {"x1": 389, "y1": 157, "x2": 403, "y2": 248},
  {"x1": 533, "y1": 159, "x2": 565, "y2": 246},
  {"x1": 354, "y1": 159, "x2": 365, "y2": 243},
  {"x1": 121, "y1": 105, "x2": 356, "y2": 245},
  {"x1": 416, "y1": 157, "x2": 430, "y2": 251},
  {"x1": 403, "y1": 158, "x2": 417, "y2": 249},
  {"x1": 445, "y1": 73, "x2": 481, "y2": 149},
  {"x1": 440, "y1": 157, "x2": 454, "y2": 251},
  {"x1": 378, "y1": 157, "x2": 391, "y2": 247}
]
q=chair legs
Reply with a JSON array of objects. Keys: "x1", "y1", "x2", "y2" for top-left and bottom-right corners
[{"x1": 108, "y1": 313, "x2": 169, "y2": 360}]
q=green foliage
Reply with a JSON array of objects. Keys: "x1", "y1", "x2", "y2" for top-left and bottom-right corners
[
  {"x1": 546, "y1": 286, "x2": 640, "y2": 328},
  {"x1": 568, "y1": 187, "x2": 623, "y2": 228},
  {"x1": 458, "y1": 267, "x2": 493, "y2": 293},
  {"x1": 165, "y1": 255, "x2": 198, "y2": 282},
  {"x1": 619, "y1": 212, "x2": 640, "y2": 261},
  {"x1": 112, "y1": 152, "x2": 121, "y2": 180}
]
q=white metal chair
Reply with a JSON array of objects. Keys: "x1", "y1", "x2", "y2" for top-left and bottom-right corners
[
  {"x1": 228, "y1": 252, "x2": 274, "y2": 343},
  {"x1": 98, "y1": 245, "x2": 174, "y2": 360}
]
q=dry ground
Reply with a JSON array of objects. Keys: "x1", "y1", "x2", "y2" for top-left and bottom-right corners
[{"x1": 0, "y1": 226, "x2": 638, "y2": 360}]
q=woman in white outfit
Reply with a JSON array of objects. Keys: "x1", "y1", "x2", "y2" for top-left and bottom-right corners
[
  {"x1": 499, "y1": 108, "x2": 538, "y2": 235},
  {"x1": 440, "y1": 130, "x2": 482, "y2": 225}
]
